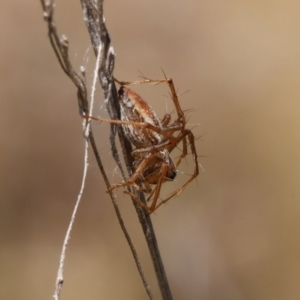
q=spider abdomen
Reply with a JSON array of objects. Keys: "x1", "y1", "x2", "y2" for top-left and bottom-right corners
[{"x1": 118, "y1": 86, "x2": 165, "y2": 147}]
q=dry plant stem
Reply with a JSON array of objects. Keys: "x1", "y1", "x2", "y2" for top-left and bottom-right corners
[
  {"x1": 80, "y1": 1, "x2": 174, "y2": 299},
  {"x1": 79, "y1": 2, "x2": 156, "y2": 298},
  {"x1": 41, "y1": 0, "x2": 173, "y2": 299},
  {"x1": 53, "y1": 140, "x2": 90, "y2": 300},
  {"x1": 40, "y1": 1, "x2": 154, "y2": 300},
  {"x1": 50, "y1": 47, "x2": 101, "y2": 300}
]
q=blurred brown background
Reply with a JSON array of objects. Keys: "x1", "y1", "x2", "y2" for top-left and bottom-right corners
[{"x1": 1, "y1": 1, "x2": 300, "y2": 299}]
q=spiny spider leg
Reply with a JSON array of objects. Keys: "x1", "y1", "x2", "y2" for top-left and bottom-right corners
[
  {"x1": 84, "y1": 115, "x2": 181, "y2": 149},
  {"x1": 154, "y1": 132, "x2": 199, "y2": 211}
]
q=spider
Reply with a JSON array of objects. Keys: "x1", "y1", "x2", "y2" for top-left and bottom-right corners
[{"x1": 87, "y1": 75, "x2": 199, "y2": 213}]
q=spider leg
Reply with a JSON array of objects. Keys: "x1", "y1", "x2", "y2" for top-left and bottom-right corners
[
  {"x1": 107, "y1": 152, "x2": 153, "y2": 192},
  {"x1": 173, "y1": 135, "x2": 188, "y2": 168},
  {"x1": 164, "y1": 128, "x2": 191, "y2": 168},
  {"x1": 123, "y1": 191, "x2": 153, "y2": 213},
  {"x1": 84, "y1": 115, "x2": 179, "y2": 146},
  {"x1": 148, "y1": 162, "x2": 169, "y2": 213},
  {"x1": 154, "y1": 130, "x2": 199, "y2": 211},
  {"x1": 114, "y1": 77, "x2": 166, "y2": 87},
  {"x1": 165, "y1": 78, "x2": 186, "y2": 123},
  {"x1": 124, "y1": 162, "x2": 170, "y2": 213}
]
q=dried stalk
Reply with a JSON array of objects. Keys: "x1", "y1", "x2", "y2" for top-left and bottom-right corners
[{"x1": 40, "y1": 0, "x2": 173, "y2": 299}]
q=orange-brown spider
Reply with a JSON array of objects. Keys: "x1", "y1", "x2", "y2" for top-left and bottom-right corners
[{"x1": 87, "y1": 75, "x2": 199, "y2": 213}]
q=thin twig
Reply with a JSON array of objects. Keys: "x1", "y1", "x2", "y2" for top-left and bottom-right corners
[
  {"x1": 53, "y1": 139, "x2": 90, "y2": 300},
  {"x1": 53, "y1": 29, "x2": 101, "y2": 300}
]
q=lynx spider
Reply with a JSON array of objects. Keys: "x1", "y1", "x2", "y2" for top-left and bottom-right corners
[{"x1": 88, "y1": 74, "x2": 199, "y2": 213}]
